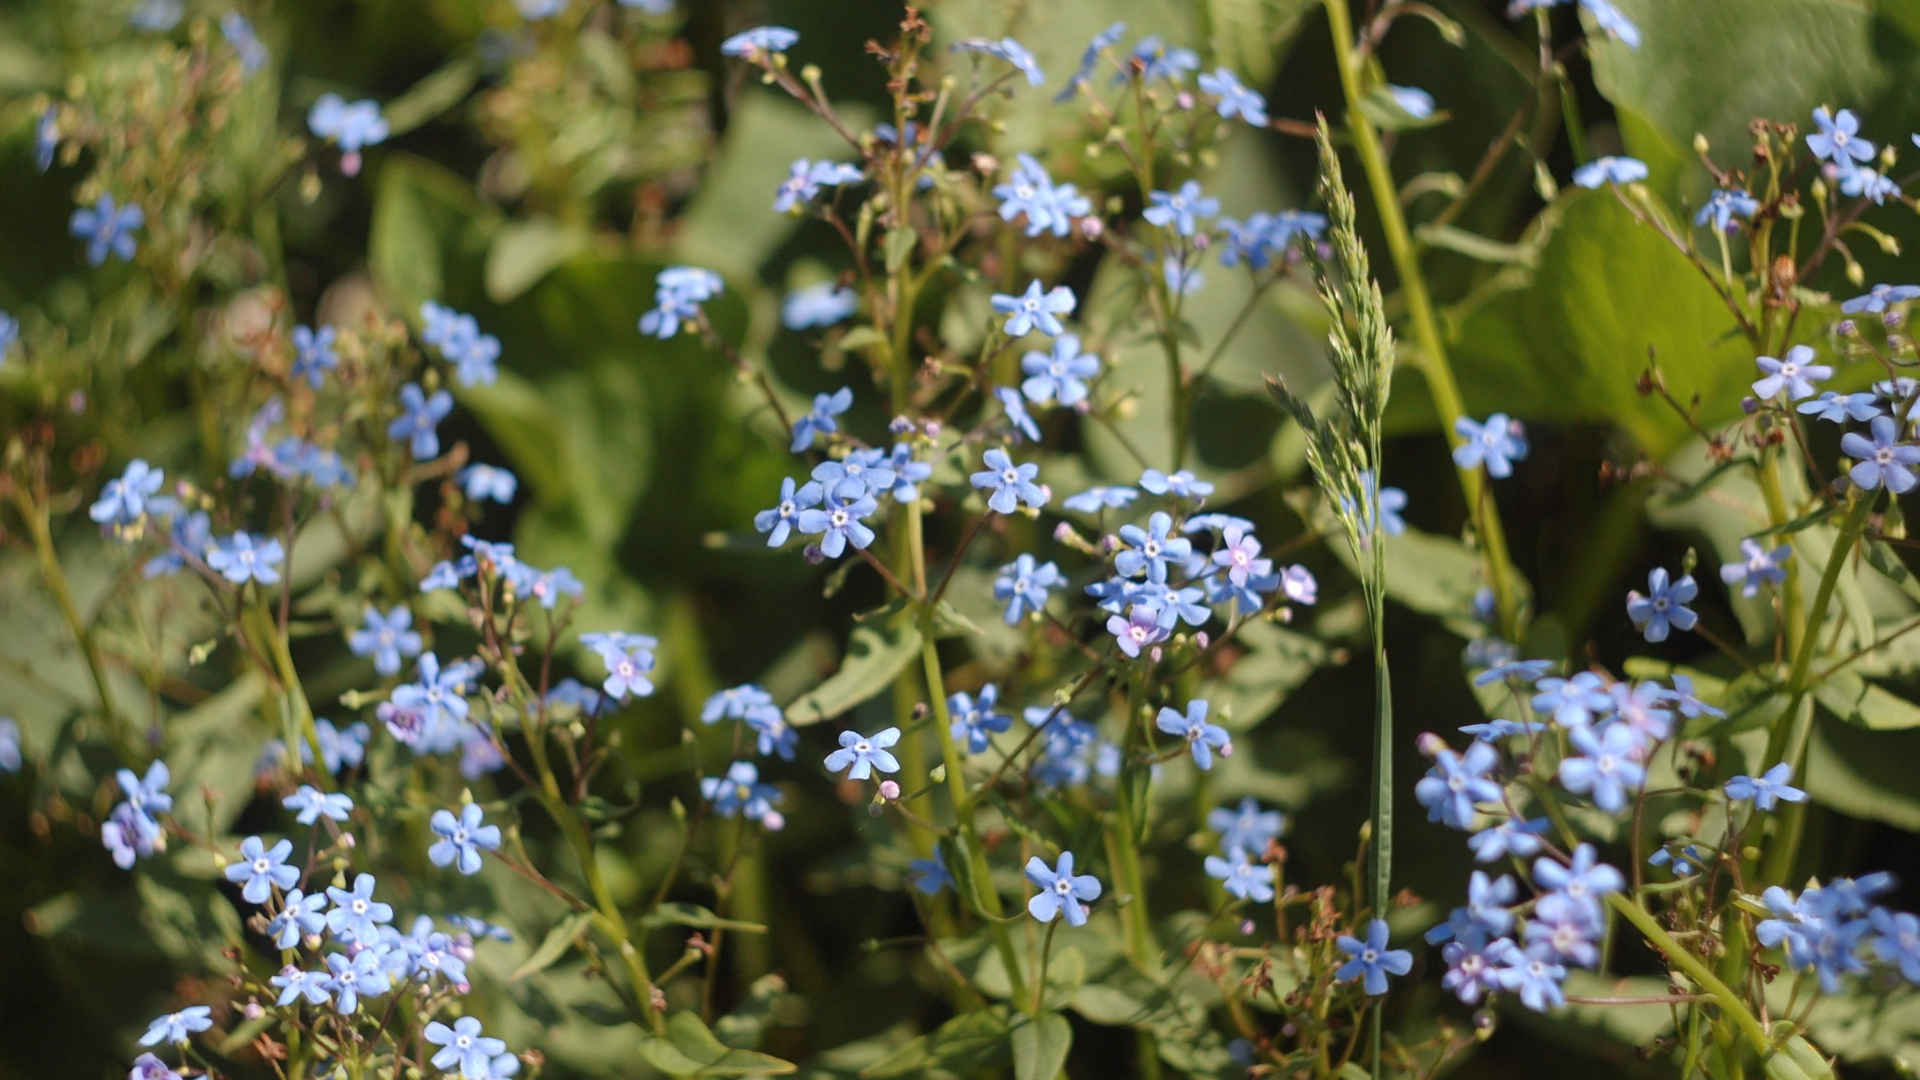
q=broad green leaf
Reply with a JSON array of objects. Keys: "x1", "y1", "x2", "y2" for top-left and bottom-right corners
[
  {"x1": 1010, "y1": 1013, "x2": 1072, "y2": 1080},
  {"x1": 367, "y1": 154, "x2": 501, "y2": 317},
  {"x1": 785, "y1": 614, "x2": 923, "y2": 727},
  {"x1": 509, "y1": 911, "x2": 594, "y2": 982},
  {"x1": 1804, "y1": 715, "x2": 1920, "y2": 830},
  {"x1": 861, "y1": 1007, "x2": 1014, "y2": 1079},
  {"x1": 1813, "y1": 669, "x2": 1920, "y2": 731},
  {"x1": 486, "y1": 218, "x2": 591, "y2": 303},
  {"x1": 639, "y1": 1011, "x2": 797, "y2": 1077},
  {"x1": 1208, "y1": 617, "x2": 1329, "y2": 732}
]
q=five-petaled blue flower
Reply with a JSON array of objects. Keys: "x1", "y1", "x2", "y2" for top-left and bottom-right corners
[
  {"x1": 1117, "y1": 511, "x2": 1192, "y2": 583},
  {"x1": 1021, "y1": 334, "x2": 1100, "y2": 408},
  {"x1": 909, "y1": 848, "x2": 953, "y2": 895},
  {"x1": 1725, "y1": 762, "x2": 1807, "y2": 812},
  {"x1": 1144, "y1": 180, "x2": 1220, "y2": 238},
  {"x1": 268, "y1": 888, "x2": 328, "y2": 948},
  {"x1": 284, "y1": 784, "x2": 353, "y2": 825},
  {"x1": 796, "y1": 492, "x2": 879, "y2": 557},
  {"x1": 208, "y1": 532, "x2": 285, "y2": 586},
  {"x1": 139, "y1": 1005, "x2": 212, "y2": 1046},
  {"x1": 991, "y1": 280, "x2": 1076, "y2": 338},
  {"x1": 1571, "y1": 155, "x2": 1648, "y2": 189},
  {"x1": 349, "y1": 605, "x2": 422, "y2": 677},
  {"x1": 782, "y1": 284, "x2": 859, "y2": 329},
  {"x1": 1108, "y1": 603, "x2": 1170, "y2": 658},
  {"x1": 1157, "y1": 699, "x2": 1229, "y2": 769},
  {"x1": 1626, "y1": 567, "x2": 1698, "y2": 643},
  {"x1": 992, "y1": 154, "x2": 1091, "y2": 238},
  {"x1": 756, "y1": 476, "x2": 824, "y2": 547},
  {"x1": 824, "y1": 726, "x2": 901, "y2": 780},
  {"x1": 90, "y1": 459, "x2": 173, "y2": 528},
  {"x1": 970, "y1": 448, "x2": 1047, "y2": 514},
  {"x1": 1063, "y1": 485, "x2": 1139, "y2": 513},
  {"x1": 790, "y1": 386, "x2": 853, "y2": 452},
  {"x1": 325, "y1": 872, "x2": 394, "y2": 942},
  {"x1": 226, "y1": 835, "x2": 299, "y2": 903},
  {"x1": 291, "y1": 325, "x2": 338, "y2": 388},
  {"x1": 426, "y1": 1017, "x2": 508, "y2": 1077},
  {"x1": 1695, "y1": 188, "x2": 1759, "y2": 232},
  {"x1": 1534, "y1": 844, "x2": 1624, "y2": 925},
  {"x1": 950, "y1": 36, "x2": 1045, "y2": 86},
  {"x1": 323, "y1": 948, "x2": 391, "y2": 1014},
  {"x1": 1206, "y1": 852, "x2": 1276, "y2": 902},
  {"x1": 70, "y1": 194, "x2": 144, "y2": 266},
  {"x1": 1720, "y1": 538, "x2": 1791, "y2": 598},
  {"x1": 948, "y1": 683, "x2": 1012, "y2": 754},
  {"x1": 1559, "y1": 722, "x2": 1647, "y2": 813},
  {"x1": 1140, "y1": 468, "x2": 1214, "y2": 499},
  {"x1": 1843, "y1": 415, "x2": 1920, "y2": 494},
  {"x1": 1842, "y1": 283, "x2": 1920, "y2": 315},
  {"x1": 1751, "y1": 345, "x2": 1831, "y2": 401},
  {"x1": 430, "y1": 803, "x2": 502, "y2": 875},
  {"x1": 812, "y1": 453, "x2": 896, "y2": 502},
  {"x1": 1452, "y1": 414, "x2": 1528, "y2": 477},
  {"x1": 1337, "y1": 919, "x2": 1413, "y2": 995},
  {"x1": 994, "y1": 553, "x2": 1063, "y2": 624},
  {"x1": 388, "y1": 382, "x2": 452, "y2": 461},
  {"x1": 1415, "y1": 740, "x2": 1502, "y2": 829},
  {"x1": 1210, "y1": 797, "x2": 1285, "y2": 857},
  {"x1": 1025, "y1": 850, "x2": 1102, "y2": 925},
  {"x1": 1807, "y1": 106, "x2": 1875, "y2": 168},
  {"x1": 720, "y1": 25, "x2": 799, "y2": 58},
  {"x1": 1196, "y1": 68, "x2": 1267, "y2": 126},
  {"x1": 997, "y1": 387, "x2": 1041, "y2": 443},
  {"x1": 585, "y1": 631, "x2": 658, "y2": 699},
  {"x1": 459, "y1": 464, "x2": 518, "y2": 504}
]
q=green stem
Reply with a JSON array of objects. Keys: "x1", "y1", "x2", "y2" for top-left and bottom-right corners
[
  {"x1": 1607, "y1": 894, "x2": 1772, "y2": 1057},
  {"x1": 15, "y1": 489, "x2": 124, "y2": 744},
  {"x1": 1320, "y1": 0, "x2": 1523, "y2": 639}
]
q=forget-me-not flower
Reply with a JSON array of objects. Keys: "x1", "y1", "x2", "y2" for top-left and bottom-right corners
[
  {"x1": 284, "y1": 784, "x2": 353, "y2": 825},
  {"x1": 824, "y1": 727, "x2": 901, "y2": 780},
  {"x1": 991, "y1": 280, "x2": 1075, "y2": 338},
  {"x1": 1143, "y1": 180, "x2": 1220, "y2": 238},
  {"x1": 207, "y1": 532, "x2": 284, "y2": 586},
  {"x1": 790, "y1": 386, "x2": 853, "y2": 452},
  {"x1": 139, "y1": 1005, "x2": 213, "y2": 1046},
  {"x1": 1751, "y1": 345, "x2": 1831, "y2": 401},
  {"x1": 756, "y1": 476, "x2": 824, "y2": 547},
  {"x1": 948, "y1": 684, "x2": 1012, "y2": 754},
  {"x1": 1337, "y1": 919, "x2": 1413, "y2": 995},
  {"x1": 1842, "y1": 283, "x2": 1920, "y2": 315},
  {"x1": 325, "y1": 873, "x2": 394, "y2": 941},
  {"x1": 970, "y1": 448, "x2": 1047, "y2": 514},
  {"x1": 426, "y1": 1017, "x2": 508, "y2": 1077},
  {"x1": 782, "y1": 284, "x2": 858, "y2": 329},
  {"x1": 1725, "y1": 762, "x2": 1807, "y2": 811},
  {"x1": 720, "y1": 26, "x2": 798, "y2": 58},
  {"x1": 226, "y1": 836, "x2": 299, "y2": 903},
  {"x1": 1206, "y1": 853, "x2": 1276, "y2": 902},
  {"x1": 1117, "y1": 511, "x2": 1191, "y2": 583},
  {"x1": 1807, "y1": 107, "x2": 1875, "y2": 168},
  {"x1": 1021, "y1": 334, "x2": 1100, "y2": 407},
  {"x1": 994, "y1": 554, "x2": 1062, "y2": 623},
  {"x1": 291, "y1": 325, "x2": 337, "y2": 388},
  {"x1": 1157, "y1": 699, "x2": 1229, "y2": 769},
  {"x1": 70, "y1": 194, "x2": 143, "y2": 266},
  {"x1": 796, "y1": 492, "x2": 879, "y2": 557},
  {"x1": 429, "y1": 803, "x2": 502, "y2": 874},
  {"x1": 1626, "y1": 567, "x2": 1699, "y2": 643},
  {"x1": 1452, "y1": 414, "x2": 1528, "y2": 477},
  {"x1": 349, "y1": 605, "x2": 422, "y2": 677},
  {"x1": 90, "y1": 460, "x2": 173, "y2": 528},
  {"x1": 268, "y1": 889, "x2": 328, "y2": 948},
  {"x1": 1025, "y1": 851, "x2": 1101, "y2": 925},
  {"x1": 1695, "y1": 188, "x2": 1759, "y2": 232},
  {"x1": 1720, "y1": 538, "x2": 1791, "y2": 598},
  {"x1": 1196, "y1": 68, "x2": 1267, "y2": 126},
  {"x1": 1558, "y1": 723, "x2": 1646, "y2": 813},
  {"x1": 388, "y1": 382, "x2": 452, "y2": 460},
  {"x1": 1843, "y1": 415, "x2": 1920, "y2": 494},
  {"x1": 1571, "y1": 156, "x2": 1648, "y2": 188},
  {"x1": 1415, "y1": 740, "x2": 1502, "y2": 829}
]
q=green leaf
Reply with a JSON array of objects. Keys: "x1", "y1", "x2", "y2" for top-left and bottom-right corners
[
  {"x1": 884, "y1": 227, "x2": 916, "y2": 273},
  {"x1": 1010, "y1": 1013, "x2": 1072, "y2": 1080},
  {"x1": 510, "y1": 911, "x2": 594, "y2": 982},
  {"x1": 1813, "y1": 669, "x2": 1920, "y2": 731},
  {"x1": 861, "y1": 1007, "x2": 1014, "y2": 1078},
  {"x1": 714, "y1": 974, "x2": 797, "y2": 1050},
  {"x1": 784, "y1": 613, "x2": 923, "y2": 727},
  {"x1": 380, "y1": 54, "x2": 483, "y2": 137},
  {"x1": 1208, "y1": 618, "x2": 1329, "y2": 732},
  {"x1": 367, "y1": 154, "x2": 500, "y2": 316},
  {"x1": 1804, "y1": 715, "x2": 1920, "y2": 830},
  {"x1": 638, "y1": 1012, "x2": 797, "y2": 1077},
  {"x1": 486, "y1": 219, "x2": 591, "y2": 303}
]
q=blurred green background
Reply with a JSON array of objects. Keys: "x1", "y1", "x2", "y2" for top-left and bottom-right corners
[{"x1": 7, "y1": 0, "x2": 1920, "y2": 1076}]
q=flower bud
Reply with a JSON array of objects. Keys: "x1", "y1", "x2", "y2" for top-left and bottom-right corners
[
  {"x1": 878, "y1": 780, "x2": 901, "y2": 801},
  {"x1": 762, "y1": 811, "x2": 786, "y2": 831},
  {"x1": 1415, "y1": 731, "x2": 1447, "y2": 757}
]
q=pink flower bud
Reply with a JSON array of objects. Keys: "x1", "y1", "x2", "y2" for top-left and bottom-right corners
[
  {"x1": 1194, "y1": 631, "x2": 1210, "y2": 650},
  {"x1": 878, "y1": 780, "x2": 901, "y2": 800},
  {"x1": 1415, "y1": 731, "x2": 1447, "y2": 757},
  {"x1": 1239, "y1": 919, "x2": 1255, "y2": 936},
  {"x1": 762, "y1": 810, "x2": 786, "y2": 831}
]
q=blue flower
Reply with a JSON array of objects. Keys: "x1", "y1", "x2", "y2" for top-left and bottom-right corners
[
  {"x1": 1451, "y1": 414, "x2": 1528, "y2": 477},
  {"x1": 755, "y1": 476, "x2": 825, "y2": 546},
  {"x1": 1648, "y1": 843, "x2": 1708, "y2": 877},
  {"x1": 703, "y1": 684, "x2": 775, "y2": 725},
  {"x1": 951, "y1": 37, "x2": 1045, "y2": 86},
  {"x1": 308, "y1": 94, "x2": 389, "y2": 170},
  {"x1": 1211, "y1": 526, "x2": 1273, "y2": 589},
  {"x1": 1055, "y1": 21, "x2": 1127, "y2": 102},
  {"x1": 388, "y1": 382, "x2": 452, "y2": 460},
  {"x1": 1163, "y1": 255, "x2": 1205, "y2": 297},
  {"x1": 1206, "y1": 853, "x2": 1276, "y2": 902},
  {"x1": 139, "y1": 1005, "x2": 212, "y2": 1046},
  {"x1": 323, "y1": 948, "x2": 392, "y2": 1014},
  {"x1": 1116, "y1": 511, "x2": 1192, "y2": 583},
  {"x1": 1842, "y1": 415, "x2": 1920, "y2": 493},
  {"x1": 1694, "y1": 188, "x2": 1759, "y2": 232},
  {"x1": 0, "y1": 310, "x2": 16, "y2": 362},
  {"x1": 1533, "y1": 844, "x2": 1623, "y2": 926},
  {"x1": 702, "y1": 760, "x2": 783, "y2": 821},
  {"x1": 457, "y1": 463, "x2": 517, "y2": 504},
  {"x1": 118, "y1": 760, "x2": 173, "y2": 820},
  {"x1": 1798, "y1": 390, "x2": 1882, "y2": 425},
  {"x1": 909, "y1": 848, "x2": 953, "y2": 895},
  {"x1": 1415, "y1": 740, "x2": 1501, "y2": 829},
  {"x1": 720, "y1": 25, "x2": 799, "y2": 58},
  {"x1": 1157, "y1": 699, "x2": 1229, "y2": 769},
  {"x1": 1346, "y1": 471, "x2": 1407, "y2": 538},
  {"x1": 1725, "y1": 762, "x2": 1806, "y2": 811},
  {"x1": 790, "y1": 386, "x2": 853, "y2": 452},
  {"x1": 1468, "y1": 817, "x2": 1547, "y2": 862},
  {"x1": 1719, "y1": 538, "x2": 1790, "y2": 598},
  {"x1": 1496, "y1": 942, "x2": 1568, "y2": 1011},
  {"x1": 992, "y1": 154, "x2": 1091, "y2": 238},
  {"x1": 1021, "y1": 334, "x2": 1100, "y2": 408},
  {"x1": 1626, "y1": 567, "x2": 1699, "y2": 643},
  {"x1": 1143, "y1": 180, "x2": 1220, "y2": 238},
  {"x1": 885, "y1": 443, "x2": 932, "y2": 500},
  {"x1": 1217, "y1": 211, "x2": 1327, "y2": 269},
  {"x1": 772, "y1": 158, "x2": 864, "y2": 213},
  {"x1": 1871, "y1": 908, "x2": 1920, "y2": 983},
  {"x1": 994, "y1": 554, "x2": 1063, "y2": 624},
  {"x1": 638, "y1": 266, "x2": 723, "y2": 339},
  {"x1": 1580, "y1": 0, "x2": 1640, "y2": 46},
  {"x1": 268, "y1": 888, "x2": 328, "y2": 948},
  {"x1": 221, "y1": 11, "x2": 267, "y2": 72},
  {"x1": 35, "y1": 107, "x2": 58, "y2": 172},
  {"x1": 1209, "y1": 797, "x2": 1284, "y2": 857},
  {"x1": 1387, "y1": 85, "x2": 1435, "y2": 119},
  {"x1": 824, "y1": 727, "x2": 901, "y2": 780},
  {"x1": 1196, "y1": 68, "x2": 1267, "y2": 126},
  {"x1": 208, "y1": 531, "x2": 284, "y2": 585},
  {"x1": 1752, "y1": 345, "x2": 1831, "y2": 401},
  {"x1": 1337, "y1": 919, "x2": 1412, "y2": 995},
  {"x1": 948, "y1": 684, "x2": 1012, "y2": 753},
  {"x1": 585, "y1": 632, "x2": 658, "y2": 699},
  {"x1": 1558, "y1": 722, "x2": 1646, "y2": 812},
  {"x1": 991, "y1": 280, "x2": 1076, "y2": 338},
  {"x1": 102, "y1": 802, "x2": 161, "y2": 869},
  {"x1": 70, "y1": 194, "x2": 144, "y2": 266},
  {"x1": 1139, "y1": 468, "x2": 1213, "y2": 498},
  {"x1": 1123, "y1": 36, "x2": 1198, "y2": 84},
  {"x1": 270, "y1": 966, "x2": 330, "y2": 1007},
  {"x1": 289, "y1": 325, "x2": 338, "y2": 388},
  {"x1": 90, "y1": 459, "x2": 173, "y2": 528},
  {"x1": 1661, "y1": 674, "x2": 1724, "y2": 720},
  {"x1": 796, "y1": 492, "x2": 879, "y2": 557},
  {"x1": 1025, "y1": 851, "x2": 1101, "y2": 925},
  {"x1": 970, "y1": 448, "x2": 1047, "y2": 514},
  {"x1": 1471, "y1": 658, "x2": 1554, "y2": 687},
  {"x1": 1839, "y1": 166, "x2": 1901, "y2": 205},
  {"x1": 391, "y1": 653, "x2": 475, "y2": 734},
  {"x1": 1807, "y1": 106, "x2": 1876, "y2": 167},
  {"x1": 426, "y1": 1017, "x2": 508, "y2": 1077},
  {"x1": 1063, "y1": 485, "x2": 1139, "y2": 513},
  {"x1": 746, "y1": 705, "x2": 797, "y2": 760},
  {"x1": 1531, "y1": 671, "x2": 1612, "y2": 727},
  {"x1": 325, "y1": 873, "x2": 394, "y2": 942},
  {"x1": 1571, "y1": 155, "x2": 1648, "y2": 189},
  {"x1": 348, "y1": 606, "x2": 422, "y2": 677},
  {"x1": 0, "y1": 717, "x2": 18, "y2": 773},
  {"x1": 1842, "y1": 283, "x2": 1920, "y2": 315},
  {"x1": 226, "y1": 836, "x2": 299, "y2": 903},
  {"x1": 812, "y1": 452, "x2": 896, "y2": 501},
  {"x1": 782, "y1": 284, "x2": 859, "y2": 329},
  {"x1": 284, "y1": 784, "x2": 353, "y2": 824},
  {"x1": 1108, "y1": 603, "x2": 1170, "y2": 658},
  {"x1": 129, "y1": 0, "x2": 182, "y2": 29},
  {"x1": 430, "y1": 803, "x2": 501, "y2": 874},
  {"x1": 1440, "y1": 937, "x2": 1515, "y2": 1005}
]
